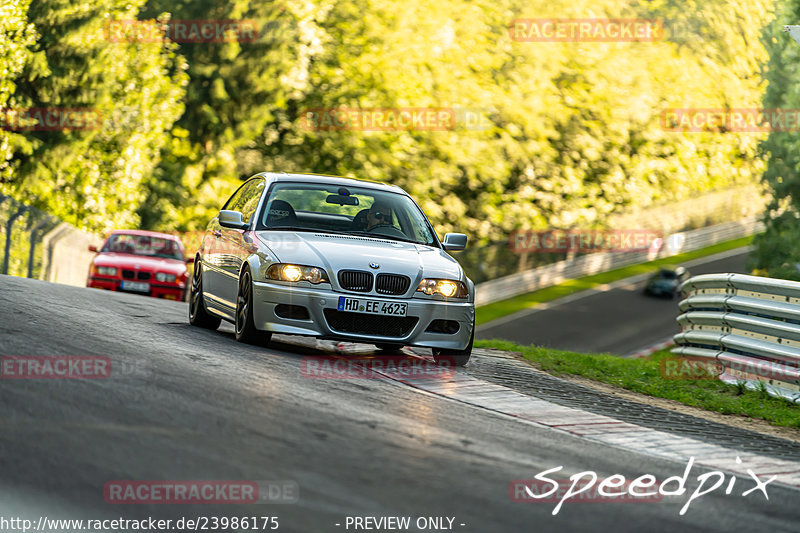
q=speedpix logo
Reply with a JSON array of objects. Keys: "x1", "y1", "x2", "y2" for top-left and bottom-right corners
[{"x1": 510, "y1": 457, "x2": 775, "y2": 515}]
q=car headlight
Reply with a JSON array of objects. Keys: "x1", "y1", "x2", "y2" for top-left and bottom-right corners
[
  {"x1": 416, "y1": 278, "x2": 468, "y2": 298},
  {"x1": 155, "y1": 272, "x2": 177, "y2": 283},
  {"x1": 266, "y1": 263, "x2": 329, "y2": 284},
  {"x1": 96, "y1": 266, "x2": 117, "y2": 276}
]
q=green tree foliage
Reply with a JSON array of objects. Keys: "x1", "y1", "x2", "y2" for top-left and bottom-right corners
[
  {"x1": 4, "y1": 0, "x2": 186, "y2": 231},
  {"x1": 752, "y1": 0, "x2": 800, "y2": 280},
  {"x1": 0, "y1": 0, "x2": 777, "y2": 245},
  {"x1": 136, "y1": 0, "x2": 308, "y2": 229},
  {"x1": 137, "y1": 0, "x2": 772, "y2": 243},
  {"x1": 0, "y1": 0, "x2": 37, "y2": 182}
]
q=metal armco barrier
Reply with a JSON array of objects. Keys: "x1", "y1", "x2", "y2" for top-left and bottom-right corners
[
  {"x1": 475, "y1": 218, "x2": 763, "y2": 306},
  {"x1": 673, "y1": 273, "x2": 800, "y2": 402}
]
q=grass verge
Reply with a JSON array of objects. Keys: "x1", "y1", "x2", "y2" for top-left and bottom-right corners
[
  {"x1": 475, "y1": 339, "x2": 800, "y2": 429},
  {"x1": 476, "y1": 235, "x2": 754, "y2": 326}
]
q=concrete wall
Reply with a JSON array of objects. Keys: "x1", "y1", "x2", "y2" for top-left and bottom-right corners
[{"x1": 41, "y1": 223, "x2": 103, "y2": 287}]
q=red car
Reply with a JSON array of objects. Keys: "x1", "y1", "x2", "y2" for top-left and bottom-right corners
[{"x1": 87, "y1": 230, "x2": 191, "y2": 300}]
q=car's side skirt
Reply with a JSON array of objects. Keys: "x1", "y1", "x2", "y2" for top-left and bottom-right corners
[{"x1": 204, "y1": 293, "x2": 236, "y2": 323}]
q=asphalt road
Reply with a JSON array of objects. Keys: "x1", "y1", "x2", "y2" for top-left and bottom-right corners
[
  {"x1": 477, "y1": 249, "x2": 749, "y2": 355},
  {"x1": 1, "y1": 273, "x2": 797, "y2": 532}
]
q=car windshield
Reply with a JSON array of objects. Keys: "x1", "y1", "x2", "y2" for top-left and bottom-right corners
[
  {"x1": 102, "y1": 233, "x2": 184, "y2": 260},
  {"x1": 659, "y1": 270, "x2": 679, "y2": 279},
  {"x1": 257, "y1": 182, "x2": 437, "y2": 246}
]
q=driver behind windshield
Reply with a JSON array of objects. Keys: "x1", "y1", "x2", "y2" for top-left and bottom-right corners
[{"x1": 365, "y1": 202, "x2": 393, "y2": 231}]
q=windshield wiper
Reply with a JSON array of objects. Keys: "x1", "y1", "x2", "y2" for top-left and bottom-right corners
[
  {"x1": 348, "y1": 231, "x2": 425, "y2": 245},
  {"x1": 261, "y1": 226, "x2": 320, "y2": 232},
  {"x1": 263, "y1": 226, "x2": 429, "y2": 245}
]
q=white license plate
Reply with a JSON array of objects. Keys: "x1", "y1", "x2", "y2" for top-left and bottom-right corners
[
  {"x1": 121, "y1": 281, "x2": 150, "y2": 292},
  {"x1": 337, "y1": 296, "x2": 407, "y2": 316}
]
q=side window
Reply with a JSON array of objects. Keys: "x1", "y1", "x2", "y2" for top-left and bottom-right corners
[
  {"x1": 222, "y1": 182, "x2": 249, "y2": 212},
  {"x1": 240, "y1": 180, "x2": 265, "y2": 223},
  {"x1": 222, "y1": 179, "x2": 264, "y2": 223}
]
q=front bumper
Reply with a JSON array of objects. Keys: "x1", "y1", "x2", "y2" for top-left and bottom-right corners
[
  {"x1": 87, "y1": 276, "x2": 186, "y2": 300},
  {"x1": 252, "y1": 281, "x2": 474, "y2": 350}
]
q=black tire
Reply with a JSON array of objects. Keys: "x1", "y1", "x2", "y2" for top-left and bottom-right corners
[
  {"x1": 375, "y1": 343, "x2": 404, "y2": 353},
  {"x1": 235, "y1": 268, "x2": 271, "y2": 346},
  {"x1": 189, "y1": 258, "x2": 221, "y2": 330},
  {"x1": 432, "y1": 320, "x2": 473, "y2": 367}
]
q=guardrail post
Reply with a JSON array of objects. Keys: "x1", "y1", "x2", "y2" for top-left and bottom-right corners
[
  {"x1": 26, "y1": 216, "x2": 50, "y2": 279},
  {"x1": 2, "y1": 205, "x2": 28, "y2": 275}
]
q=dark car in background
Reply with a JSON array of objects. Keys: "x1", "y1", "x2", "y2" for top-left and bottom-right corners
[
  {"x1": 644, "y1": 265, "x2": 690, "y2": 299},
  {"x1": 87, "y1": 230, "x2": 190, "y2": 300}
]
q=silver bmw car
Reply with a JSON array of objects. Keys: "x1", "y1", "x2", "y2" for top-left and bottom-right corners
[{"x1": 189, "y1": 172, "x2": 475, "y2": 366}]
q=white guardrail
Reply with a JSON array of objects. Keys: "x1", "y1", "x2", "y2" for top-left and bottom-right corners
[
  {"x1": 673, "y1": 273, "x2": 800, "y2": 403},
  {"x1": 474, "y1": 218, "x2": 764, "y2": 306}
]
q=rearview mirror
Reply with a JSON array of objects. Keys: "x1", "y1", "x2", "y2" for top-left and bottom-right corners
[
  {"x1": 218, "y1": 210, "x2": 248, "y2": 230},
  {"x1": 442, "y1": 233, "x2": 467, "y2": 251},
  {"x1": 326, "y1": 194, "x2": 359, "y2": 206}
]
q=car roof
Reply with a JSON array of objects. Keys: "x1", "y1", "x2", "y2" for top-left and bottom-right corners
[
  {"x1": 108, "y1": 229, "x2": 181, "y2": 242},
  {"x1": 258, "y1": 172, "x2": 407, "y2": 194}
]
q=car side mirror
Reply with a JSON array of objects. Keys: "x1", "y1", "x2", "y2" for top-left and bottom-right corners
[
  {"x1": 218, "y1": 210, "x2": 248, "y2": 230},
  {"x1": 88, "y1": 245, "x2": 98, "y2": 253},
  {"x1": 442, "y1": 233, "x2": 467, "y2": 251},
  {"x1": 185, "y1": 256, "x2": 195, "y2": 264}
]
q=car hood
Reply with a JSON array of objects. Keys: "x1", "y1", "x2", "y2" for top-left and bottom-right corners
[
  {"x1": 255, "y1": 231, "x2": 464, "y2": 281},
  {"x1": 94, "y1": 253, "x2": 187, "y2": 274}
]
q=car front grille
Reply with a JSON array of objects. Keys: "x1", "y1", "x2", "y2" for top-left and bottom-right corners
[
  {"x1": 323, "y1": 309, "x2": 418, "y2": 338},
  {"x1": 121, "y1": 269, "x2": 150, "y2": 281},
  {"x1": 338, "y1": 270, "x2": 373, "y2": 292},
  {"x1": 375, "y1": 273, "x2": 410, "y2": 295}
]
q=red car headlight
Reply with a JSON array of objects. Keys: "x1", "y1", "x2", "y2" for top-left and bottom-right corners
[
  {"x1": 96, "y1": 266, "x2": 117, "y2": 276},
  {"x1": 155, "y1": 272, "x2": 177, "y2": 283}
]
